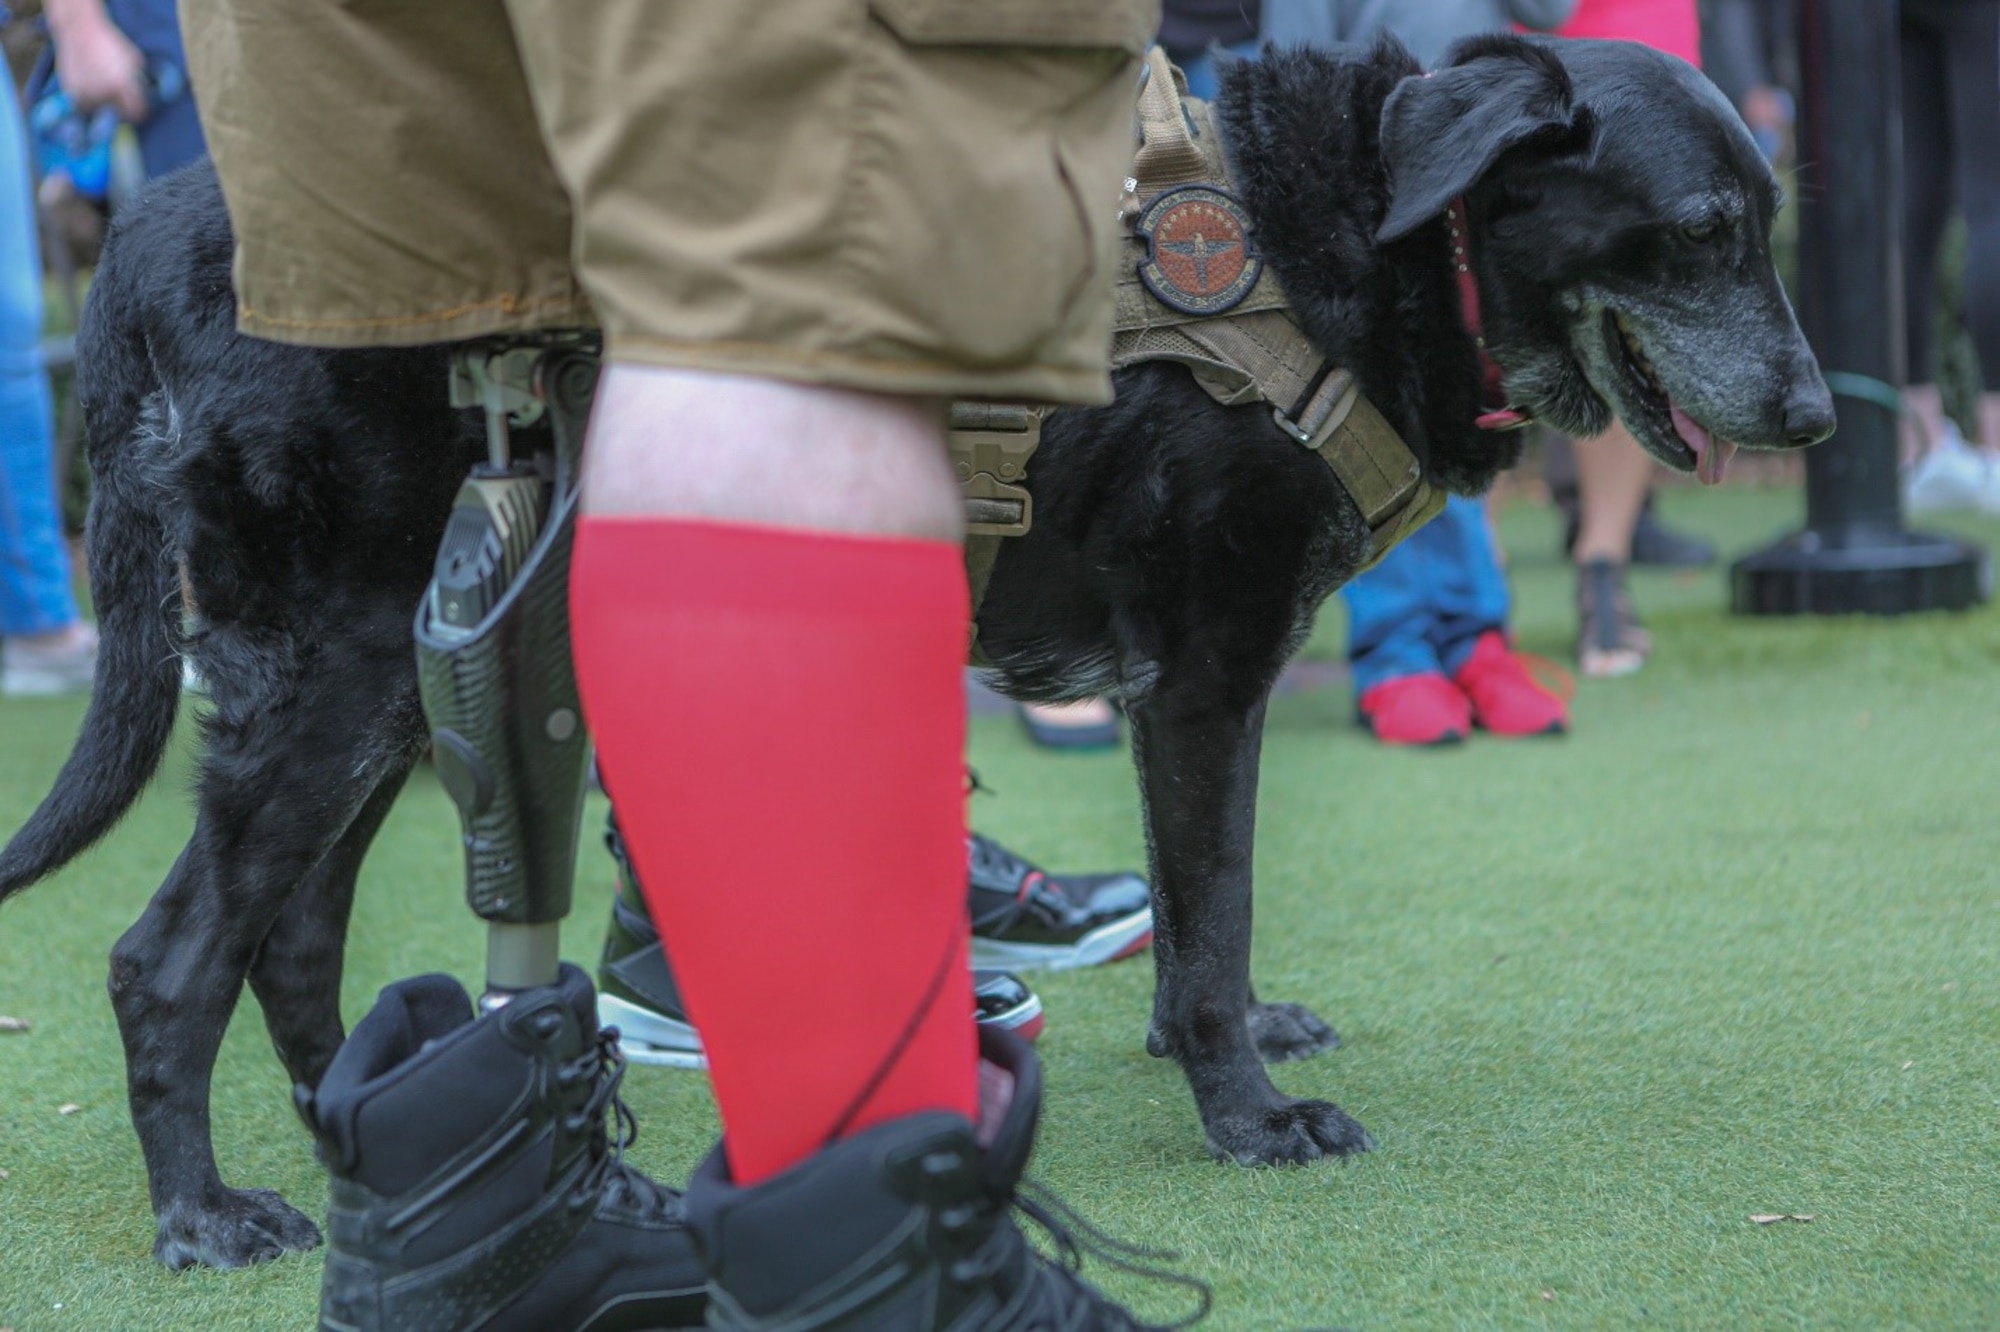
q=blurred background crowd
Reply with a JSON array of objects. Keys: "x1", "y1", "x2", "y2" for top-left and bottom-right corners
[{"x1": 3, "y1": 0, "x2": 1995, "y2": 724}]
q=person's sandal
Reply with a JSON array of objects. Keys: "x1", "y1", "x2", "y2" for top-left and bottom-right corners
[
  {"x1": 1576, "y1": 559, "x2": 1651, "y2": 678},
  {"x1": 1017, "y1": 698, "x2": 1121, "y2": 751}
]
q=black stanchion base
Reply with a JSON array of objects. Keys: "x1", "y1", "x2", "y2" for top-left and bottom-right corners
[{"x1": 1730, "y1": 527, "x2": 1990, "y2": 616}]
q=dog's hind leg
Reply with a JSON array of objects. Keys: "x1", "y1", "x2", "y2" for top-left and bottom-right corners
[
  {"x1": 1129, "y1": 685, "x2": 1375, "y2": 1167},
  {"x1": 246, "y1": 760, "x2": 417, "y2": 1093},
  {"x1": 108, "y1": 687, "x2": 404, "y2": 1269}
]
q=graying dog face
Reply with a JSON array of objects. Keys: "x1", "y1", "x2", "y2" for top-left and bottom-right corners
[{"x1": 1476, "y1": 40, "x2": 1836, "y2": 483}]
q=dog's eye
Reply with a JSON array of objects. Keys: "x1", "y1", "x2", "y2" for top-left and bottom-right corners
[{"x1": 1680, "y1": 220, "x2": 1721, "y2": 244}]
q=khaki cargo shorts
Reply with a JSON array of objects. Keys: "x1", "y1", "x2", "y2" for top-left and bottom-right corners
[{"x1": 182, "y1": 0, "x2": 1158, "y2": 405}]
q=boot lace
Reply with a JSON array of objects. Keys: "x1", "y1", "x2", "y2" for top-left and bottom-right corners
[
  {"x1": 969, "y1": 836, "x2": 1063, "y2": 933},
  {"x1": 970, "y1": 833, "x2": 1034, "y2": 887},
  {"x1": 957, "y1": 1174, "x2": 1211, "y2": 1331},
  {"x1": 567, "y1": 1026, "x2": 682, "y2": 1217}
]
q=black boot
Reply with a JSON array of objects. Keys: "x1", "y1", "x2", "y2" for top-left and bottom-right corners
[
  {"x1": 684, "y1": 1028, "x2": 1207, "y2": 1330},
  {"x1": 301, "y1": 965, "x2": 707, "y2": 1331}
]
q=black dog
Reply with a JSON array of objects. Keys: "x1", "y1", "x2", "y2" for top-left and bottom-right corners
[{"x1": 0, "y1": 35, "x2": 1831, "y2": 1268}]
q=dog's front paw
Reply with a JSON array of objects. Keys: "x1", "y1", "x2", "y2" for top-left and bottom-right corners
[
  {"x1": 1247, "y1": 1001, "x2": 1341, "y2": 1063},
  {"x1": 154, "y1": 1187, "x2": 323, "y2": 1269},
  {"x1": 1204, "y1": 1097, "x2": 1374, "y2": 1167}
]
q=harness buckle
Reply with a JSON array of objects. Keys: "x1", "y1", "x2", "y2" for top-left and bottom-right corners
[
  {"x1": 1270, "y1": 405, "x2": 1315, "y2": 445},
  {"x1": 1276, "y1": 368, "x2": 1362, "y2": 452},
  {"x1": 948, "y1": 404, "x2": 1042, "y2": 538}
]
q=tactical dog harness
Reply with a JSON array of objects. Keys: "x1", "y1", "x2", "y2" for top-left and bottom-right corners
[{"x1": 953, "y1": 49, "x2": 1444, "y2": 656}]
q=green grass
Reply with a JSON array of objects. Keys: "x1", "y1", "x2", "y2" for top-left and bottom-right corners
[{"x1": 3, "y1": 485, "x2": 1998, "y2": 1330}]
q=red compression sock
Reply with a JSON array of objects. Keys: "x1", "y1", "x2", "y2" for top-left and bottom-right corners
[{"x1": 572, "y1": 517, "x2": 976, "y2": 1185}]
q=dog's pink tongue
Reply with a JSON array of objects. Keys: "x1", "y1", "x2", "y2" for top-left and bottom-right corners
[
  {"x1": 1706, "y1": 437, "x2": 1739, "y2": 485},
  {"x1": 1672, "y1": 404, "x2": 1736, "y2": 485}
]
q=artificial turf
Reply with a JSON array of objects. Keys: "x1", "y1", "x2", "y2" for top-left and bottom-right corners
[{"x1": 1, "y1": 483, "x2": 1996, "y2": 1330}]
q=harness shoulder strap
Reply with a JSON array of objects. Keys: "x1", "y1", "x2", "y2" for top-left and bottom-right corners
[
  {"x1": 1280, "y1": 369, "x2": 1444, "y2": 573},
  {"x1": 953, "y1": 47, "x2": 1445, "y2": 668},
  {"x1": 1131, "y1": 48, "x2": 1208, "y2": 203}
]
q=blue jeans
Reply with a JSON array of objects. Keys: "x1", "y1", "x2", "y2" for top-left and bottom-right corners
[
  {"x1": 1161, "y1": 38, "x2": 1261, "y2": 101},
  {"x1": 0, "y1": 60, "x2": 76, "y2": 638},
  {"x1": 1341, "y1": 495, "x2": 1511, "y2": 692}
]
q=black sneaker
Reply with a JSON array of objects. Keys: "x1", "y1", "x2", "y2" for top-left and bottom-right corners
[
  {"x1": 596, "y1": 884, "x2": 705, "y2": 1069},
  {"x1": 967, "y1": 832, "x2": 1153, "y2": 971},
  {"x1": 301, "y1": 965, "x2": 706, "y2": 1331},
  {"x1": 599, "y1": 822, "x2": 1044, "y2": 1065},
  {"x1": 684, "y1": 1027, "x2": 1210, "y2": 1330},
  {"x1": 972, "y1": 969, "x2": 1044, "y2": 1043}
]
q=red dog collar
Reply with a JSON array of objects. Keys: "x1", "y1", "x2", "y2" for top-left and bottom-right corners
[{"x1": 1445, "y1": 196, "x2": 1531, "y2": 432}]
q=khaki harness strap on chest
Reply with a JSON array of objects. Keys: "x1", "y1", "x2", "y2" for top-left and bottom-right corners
[
  {"x1": 948, "y1": 48, "x2": 1444, "y2": 665},
  {"x1": 1130, "y1": 43, "x2": 1210, "y2": 195},
  {"x1": 1111, "y1": 48, "x2": 1443, "y2": 574},
  {"x1": 1278, "y1": 366, "x2": 1444, "y2": 563}
]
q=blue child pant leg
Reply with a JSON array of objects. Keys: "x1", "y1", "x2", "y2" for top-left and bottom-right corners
[
  {"x1": 0, "y1": 61, "x2": 78, "y2": 639},
  {"x1": 1161, "y1": 38, "x2": 1261, "y2": 101},
  {"x1": 1342, "y1": 522, "x2": 1450, "y2": 694},
  {"x1": 1342, "y1": 495, "x2": 1510, "y2": 692},
  {"x1": 1429, "y1": 496, "x2": 1514, "y2": 677}
]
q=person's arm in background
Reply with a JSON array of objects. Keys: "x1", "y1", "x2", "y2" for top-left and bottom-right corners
[
  {"x1": 44, "y1": 0, "x2": 149, "y2": 121},
  {"x1": 1506, "y1": 0, "x2": 1581, "y2": 34},
  {"x1": 1260, "y1": 0, "x2": 1341, "y2": 52},
  {"x1": 1702, "y1": 0, "x2": 1788, "y2": 160},
  {"x1": 1702, "y1": 0, "x2": 1768, "y2": 103}
]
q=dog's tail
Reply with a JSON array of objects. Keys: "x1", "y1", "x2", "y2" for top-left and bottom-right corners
[{"x1": 0, "y1": 265, "x2": 184, "y2": 903}]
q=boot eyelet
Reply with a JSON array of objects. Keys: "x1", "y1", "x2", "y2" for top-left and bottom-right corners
[
  {"x1": 919, "y1": 1150, "x2": 965, "y2": 1181},
  {"x1": 531, "y1": 1011, "x2": 564, "y2": 1041}
]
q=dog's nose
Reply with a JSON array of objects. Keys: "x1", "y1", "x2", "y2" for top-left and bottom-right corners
[{"x1": 1783, "y1": 381, "x2": 1837, "y2": 447}]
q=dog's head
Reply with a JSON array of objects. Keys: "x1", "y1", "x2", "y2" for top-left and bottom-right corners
[{"x1": 1377, "y1": 35, "x2": 1835, "y2": 482}]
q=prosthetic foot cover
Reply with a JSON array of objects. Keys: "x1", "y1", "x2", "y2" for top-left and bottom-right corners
[{"x1": 572, "y1": 518, "x2": 976, "y2": 1184}]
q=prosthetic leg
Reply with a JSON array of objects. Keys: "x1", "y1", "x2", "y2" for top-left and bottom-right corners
[
  {"x1": 303, "y1": 337, "x2": 709, "y2": 1332},
  {"x1": 415, "y1": 336, "x2": 599, "y2": 1002}
]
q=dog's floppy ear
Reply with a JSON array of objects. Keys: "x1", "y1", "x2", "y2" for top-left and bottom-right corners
[{"x1": 1376, "y1": 36, "x2": 1590, "y2": 243}]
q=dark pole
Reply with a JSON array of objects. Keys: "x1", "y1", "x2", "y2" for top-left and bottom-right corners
[{"x1": 1729, "y1": 0, "x2": 1988, "y2": 615}]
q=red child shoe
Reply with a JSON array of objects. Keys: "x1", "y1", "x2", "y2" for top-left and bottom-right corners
[
  {"x1": 1357, "y1": 672, "x2": 1472, "y2": 746},
  {"x1": 1452, "y1": 631, "x2": 1569, "y2": 736}
]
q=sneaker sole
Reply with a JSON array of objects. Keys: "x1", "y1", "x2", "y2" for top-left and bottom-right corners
[
  {"x1": 605, "y1": 978, "x2": 1051, "y2": 1068},
  {"x1": 984, "y1": 989, "x2": 1045, "y2": 1043},
  {"x1": 2, "y1": 669, "x2": 94, "y2": 697},
  {"x1": 1905, "y1": 473, "x2": 1995, "y2": 513},
  {"x1": 1473, "y1": 718, "x2": 1568, "y2": 737},
  {"x1": 969, "y1": 910, "x2": 1153, "y2": 972},
  {"x1": 1906, "y1": 487, "x2": 1988, "y2": 514},
  {"x1": 598, "y1": 994, "x2": 708, "y2": 1070}
]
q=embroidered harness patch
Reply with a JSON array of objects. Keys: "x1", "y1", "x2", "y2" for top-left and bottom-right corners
[{"x1": 1136, "y1": 185, "x2": 1263, "y2": 316}]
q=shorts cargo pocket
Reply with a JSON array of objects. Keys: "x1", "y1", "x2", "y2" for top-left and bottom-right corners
[{"x1": 850, "y1": 0, "x2": 1157, "y2": 377}]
